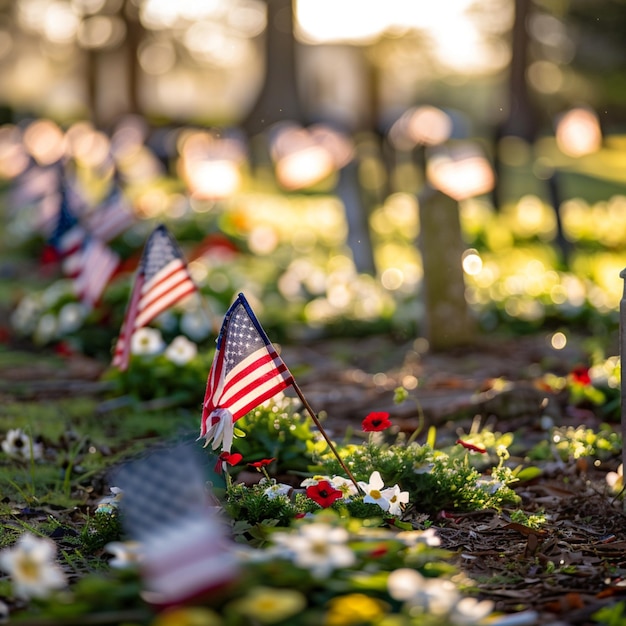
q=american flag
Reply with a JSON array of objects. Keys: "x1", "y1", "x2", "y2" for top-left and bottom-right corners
[
  {"x1": 112, "y1": 224, "x2": 197, "y2": 370},
  {"x1": 200, "y1": 293, "x2": 294, "y2": 450},
  {"x1": 44, "y1": 181, "x2": 119, "y2": 308},
  {"x1": 73, "y1": 238, "x2": 120, "y2": 309},
  {"x1": 47, "y1": 182, "x2": 88, "y2": 277},
  {"x1": 113, "y1": 443, "x2": 239, "y2": 607},
  {"x1": 83, "y1": 185, "x2": 135, "y2": 243}
]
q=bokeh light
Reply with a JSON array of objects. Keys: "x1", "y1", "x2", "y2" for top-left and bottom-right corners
[{"x1": 555, "y1": 107, "x2": 602, "y2": 158}]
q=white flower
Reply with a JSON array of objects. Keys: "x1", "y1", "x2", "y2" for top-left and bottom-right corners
[
  {"x1": 180, "y1": 308, "x2": 212, "y2": 341},
  {"x1": 105, "y1": 541, "x2": 143, "y2": 568},
  {"x1": 272, "y1": 523, "x2": 356, "y2": 578},
  {"x1": 330, "y1": 475, "x2": 359, "y2": 499},
  {"x1": 300, "y1": 475, "x2": 329, "y2": 488},
  {"x1": 131, "y1": 327, "x2": 165, "y2": 356},
  {"x1": 414, "y1": 462, "x2": 435, "y2": 474},
  {"x1": 2, "y1": 429, "x2": 43, "y2": 461},
  {"x1": 57, "y1": 302, "x2": 87, "y2": 335},
  {"x1": 450, "y1": 597, "x2": 494, "y2": 625},
  {"x1": 358, "y1": 471, "x2": 391, "y2": 512},
  {"x1": 396, "y1": 528, "x2": 441, "y2": 548},
  {"x1": 34, "y1": 313, "x2": 57, "y2": 344},
  {"x1": 263, "y1": 482, "x2": 292, "y2": 500},
  {"x1": 387, "y1": 568, "x2": 458, "y2": 615},
  {"x1": 0, "y1": 533, "x2": 67, "y2": 599},
  {"x1": 475, "y1": 477, "x2": 505, "y2": 495},
  {"x1": 381, "y1": 484, "x2": 409, "y2": 516},
  {"x1": 10, "y1": 295, "x2": 41, "y2": 334},
  {"x1": 607, "y1": 464, "x2": 623, "y2": 493},
  {"x1": 164, "y1": 335, "x2": 198, "y2": 366}
]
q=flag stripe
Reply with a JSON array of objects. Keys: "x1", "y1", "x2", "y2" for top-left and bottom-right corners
[
  {"x1": 220, "y1": 351, "x2": 291, "y2": 407},
  {"x1": 74, "y1": 241, "x2": 120, "y2": 308},
  {"x1": 227, "y1": 376, "x2": 292, "y2": 420},
  {"x1": 136, "y1": 281, "x2": 196, "y2": 329}
]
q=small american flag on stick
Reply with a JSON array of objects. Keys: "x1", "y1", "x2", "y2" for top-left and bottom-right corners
[
  {"x1": 113, "y1": 443, "x2": 239, "y2": 607},
  {"x1": 199, "y1": 293, "x2": 294, "y2": 451},
  {"x1": 83, "y1": 185, "x2": 135, "y2": 243},
  {"x1": 73, "y1": 238, "x2": 120, "y2": 309},
  {"x1": 112, "y1": 224, "x2": 197, "y2": 370}
]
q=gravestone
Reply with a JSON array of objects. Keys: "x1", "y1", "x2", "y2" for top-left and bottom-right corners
[{"x1": 418, "y1": 188, "x2": 475, "y2": 350}]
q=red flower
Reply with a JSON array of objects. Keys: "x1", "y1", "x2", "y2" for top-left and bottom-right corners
[
  {"x1": 362, "y1": 412, "x2": 392, "y2": 432},
  {"x1": 456, "y1": 439, "x2": 487, "y2": 454},
  {"x1": 306, "y1": 480, "x2": 343, "y2": 508},
  {"x1": 214, "y1": 451, "x2": 243, "y2": 473},
  {"x1": 248, "y1": 458, "x2": 276, "y2": 469},
  {"x1": 54, "y1": 342, "x2": 75, "y2": 357},
  {"x1": 369, "y1": 545, "x2": 388, "y2": 558},
  {"x1": 570, "y1": 366, "x2": 591, "y2": 386}
]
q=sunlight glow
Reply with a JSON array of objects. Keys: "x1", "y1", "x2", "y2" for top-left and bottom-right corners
[{"x1": 296, "y1": 0, "x2": 511, "y2": 73}]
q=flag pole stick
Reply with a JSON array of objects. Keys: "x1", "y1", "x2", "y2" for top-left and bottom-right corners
[{"x1": 291, "y1": 379, "x2": 362, "y2": 493}]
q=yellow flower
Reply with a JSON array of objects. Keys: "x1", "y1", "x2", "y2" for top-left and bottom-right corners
[
  {"x1": 151, "y1": 607, "x2": 222, "y2": 626},
  {"x1": 229, "y1": 586, "x2": 307, "y2": 624},
  {"x1": 325, "y1": 593, "x2": 388, "y2": 625}
]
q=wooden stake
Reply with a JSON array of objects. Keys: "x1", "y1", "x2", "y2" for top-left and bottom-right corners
[{"x1": 291, "y1": 380, "x2": 362, "y2": 494}]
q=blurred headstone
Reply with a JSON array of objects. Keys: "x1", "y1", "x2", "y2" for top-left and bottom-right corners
[{"x1": 418, "y1": 188, "x2": 475, "y2": 350}]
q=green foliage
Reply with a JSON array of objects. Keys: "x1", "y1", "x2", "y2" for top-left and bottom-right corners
[
  {"x1": 101, "y1": 350, "x2": 213, "y2": 405},
  {"x1": 231, "y1": 397, "x2": 316, "y2": 474},
  {"x1": 224, "y1": 482, "x2": 301, "y2": 529},
  {"x1": 315, "y1": 431, "x2": 519, "y2": 515},
  {"x1": 78, "y1": 512, "x2": 123, "y2": 554},
  {"x1": 527, "y1": 424, "x2": 621, "y2": 462},
  {"x1": 593, "y1": 601, "x2": 626, "y2": 626}
]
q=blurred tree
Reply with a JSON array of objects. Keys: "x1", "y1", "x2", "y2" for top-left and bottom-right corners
[{"x1": 242, "y1": 0, "x2": 303, "y2": 136}]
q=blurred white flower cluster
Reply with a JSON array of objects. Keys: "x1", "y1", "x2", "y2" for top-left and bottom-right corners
[{"x1": 130, "y1": 328, "x2": 198, "y2": 366}]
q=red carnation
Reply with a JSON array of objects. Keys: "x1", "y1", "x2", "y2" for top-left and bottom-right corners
[
  {"x1": 362, "y1": 412, "x2": 392, "y2": 432},
  {"x1": 456, "y1": 439, "x2": 487, "y2": 454},
  {"x1": 306, "y1": 480, "x2": 343, "y2": 508}
]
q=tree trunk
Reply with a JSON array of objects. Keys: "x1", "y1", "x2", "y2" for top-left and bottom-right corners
[{"x1": 241, "y1": 0, "x2": 303, "y2": 137}]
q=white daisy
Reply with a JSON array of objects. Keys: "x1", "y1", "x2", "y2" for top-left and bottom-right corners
[
  {"x1": 358, "y1": 471, "x2": 391, "y2": 512},
  {"x1": 330, "y1": 475, "x2": 359, "y2": 499},
  {"x1": 381, "y1": 484, "x2": 409, "y2": 516},
  {"x1": 272, "y1": 523, "x2": 356, "y2": 578},
  {"x1": 2, "y1": 429, "x2": 43, "y2": 461},
  {"x1": 0, "y1": 533, "x2": 67, "y2": 599}
]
